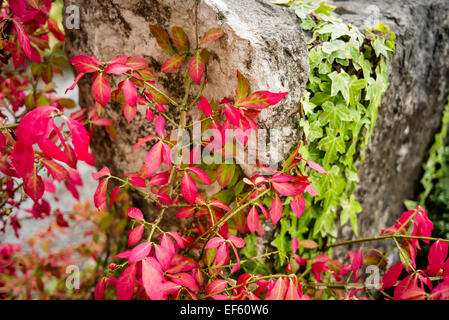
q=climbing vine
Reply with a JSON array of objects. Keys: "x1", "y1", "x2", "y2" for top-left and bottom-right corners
[{"x1": 269, "y1": 0, "x2": 395, "y2": 261}]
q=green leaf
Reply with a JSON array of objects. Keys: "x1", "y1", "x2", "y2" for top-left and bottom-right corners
[{"x1": 328, "y1": 70, "x2": 351, "y2": 104}]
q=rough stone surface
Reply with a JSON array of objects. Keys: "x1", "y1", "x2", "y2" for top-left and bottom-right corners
[
  {"x1": 62, "y1": 0, "x2": 309, "y2": 225},
  {"x1": 329, "y1": 0, "x2": 449, "y2": 251}
]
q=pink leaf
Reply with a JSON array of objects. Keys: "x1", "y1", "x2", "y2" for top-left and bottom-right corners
[
  {"x1": 94, "y1": 177, "x2": 108, "y2": 209},
  {"x1": 167, "y1": 273, "x2": 199, "y2": 293},
  {"x1": 69, "y1": 55, "x2": 100, "y2": 73},
  {"x1": 129, "y1": 242, "x2": 152, "y2": 263},
  {"x1": 186, "y1": 167, "x2": 211, "y2": 184},
  {"x1": 200, "y1": 28, "x2": 225, "y2": 45},
  {"x1": 235, "y1": 91, "x2": 288, "y2": 109},
  {"x1": 206, "y1": 279, "x2": 228, "y2": 295},
  {"x1": 149, "y1": 171, "x2": 170, "y2": 186},
  {"x1": 23, "y1": 168, "x2": 44, "y2": 201},
  {"x1": 227, "y1": 235, "x2": 246, "y2": 249},
  {"x1": 428, "y1": 241, "x2": 448, "y2": 276},
  {"x1": 91, "y1": 72, "x2": 111, "y2": 107},
  {"x1": 94, "y1": 278, "x2": 107, "y2": 300},
  {"x1": 348, "y1": 248, "x2": 364, "y2": 282},
  {"x1": 65, "y1": 72, "x2": 85, "y2": 94},
  {"x1": 197, "y1": 96, "x2": 213, "y2": 117},
  {"x1": 382, "y1": 262, "x2": 404, "y2": 290},
  {"x1": 116, "y1": 263, "x2": 137, "y2": 300},
  {"x1": 266, "y1": 278, "x2": 288, "y2": 300},
  {"x1": 144, "y1": 141, "x2": 163, "y2": 178},
  {"x1": 110, "y1": 186, "x2": 121, "y2": 208},
  {"x1": 155, "y1": 114, "x2": 165, "y2": 137},
  {"x1": 306, "y1": 159, "x2": 327, "y2": 175},
  {"x1": 122, "y1": 79, "x2": 137, "y2": 107},
  {"x1": 269, "y1": 194, "x2": 283, "y2": 226},
  {"x1": 181, "y1": 173, "x2": 197, "y2": 204},
  {"x1": 205, "y1": 237, "x2": 225, "y2": 249},
  {"x1": 65, "y1": 117, "x2": 90, "y2": 161},
  {"x1": 272, "y1": 182, "x2": 296, "y2": 197},
  {"x1": 122, "y1": 103, "x2": 137, "y2": 122},
  {"x1": 12, "y1": 18, "x2": 31, "y2": 59},
  {"x1": 92, "y1": 166, "x2": 110, "y2": 180},
  {"x1": 209, "y1": 199, "x2": 231, "y2": 211},
  {"x1": 176, "y1": 206, "x2": 195, "y2": 218},
  {"x1": 127, "y1": 207, "x2": 144, "y2": 222},
  {"x1": 290, "y1": 195, "x2": 305, "y2": 219},
  {"x1": 155, "y1": 244, "x2": 172, "y2": 270},
  {"x1": 128, "y1": 225, "x2": 144, "y2": 247},
  {"x1": 104, "y1": 63, "x2": 131, "y2": 74},
  {"x1": 188, "y1": 50, "x2": 205, "y2": 85},
  {"x1": 142, "y1": 257, "x2": 165, "y2": 300},
  {"x1": 247, "y1": 206, "x2": 259, "y2": 234}
]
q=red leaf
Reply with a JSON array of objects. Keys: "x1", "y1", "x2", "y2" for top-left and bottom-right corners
[
  {"x1": 155, "y1": 114, "x2": 165, "y2": 137},
  {"x1": 129, "y1": 242, "x2": 152, "y2": 263},
  {"x1": 144, "y1": 141, "x2": 163, "y2": 178},
  {"x1": 171, "y1": 26, "x2": 189, "y2": 52},
  {"x1": 197, "y1": 96, "x2": 213, "y2": 117},
  {"x1": 65, "y1": 117, "x2": 90, "y2": 161},
  {"x1": 65, "y1": 72, "x2": 85, "y2": 94},
  {"x1": 205, "y1": 237, "x2": 225, "y2": 249},
  {"x1": 290, "y1": 194, "x2": 305, "y2": 219},
  {"x1": 188, "y1": 50, "x2": 205, "y2": 85},
  {"x1": 200, "y1": 28, "x2": 225, "y2": 45},
  {"x1": 12, "y1": 18, "x2": 31, "y2": 59},
  {"x1": 125, "y1": 56, "x2": 148, "y2": 70},
  {"x1": 94, "y1": 177, "x2": 109, "y2": 209},
  {"x1": 122, "y1": 103, "x2": 137, "y2": 122},
  {"x1": 223, "y1": 104, "x2": 240, "y2": 127},
  {"x1": 348, "y1": 248, "x2": 364, "y2": 282},
  {"x1": 167, "y1": 273, "x2": 199, "y2": 293},
  {"x1": 23, "y1": 167, "x2": 44, "y2": 201},
  {"x1": 92, "y1": 166, "x2": 110, "y2": 181},
  {"x1": 92, "y1": 73, "x2": 111, "y2": 107},
  {"x1": 16, "y1": 105, "x2": 57, "y2": 146},
  {"x1": 69, "y1": 55, "x2": 100, "y2": 73},
  {"x1": 181, "y1": 173, "x2": 197, "y2": 204},
  {"x1": 142, "y1": 257, "x2": 165, "y2": 300},
  {"x1": 176, "y1": 206, "x2": 195, "y2": 218},
  {"x1": 149, "y1": 171, "x2": 170, "y2": 186},
  {"x1": 110, "y1": 186, "x2": 121, "y2": 208},
  {"x1": 41, "y1": 159, "x2": 68, "y2": 182},
  {"x1": 272, "y1": 182, "x2": 296, "y2": 196},
  {"x1": 155, "y1": 244, "x2": 172, "y2": 270},
  {"x1": 104, "y1": 63, "x2": 131, "y2": 74},
  {"x1": 149, "y1": 25, "x2": 175, "y2": 54},
  {"x1": 266, "y1": 278, "x2": 288, "y2": 300},
  {"x1": 122, "y1": 79, "x2": 137, "y2": 107},
  {"x1": 247, "y1": 206, "x2": 259, "y2": 234},
  {"x1": 116, "y1": 263, "x2": 137, "y2": 300},
  {"x1": 269, "y1": 194, "x2": 283, "y2": 226},
  {"x1": 94, "y1": 278, "x2": 107, "y2": 300},
  {"x1": 235, "y1": 91, "x2": 288, "y2": 109},
  {"x1": 227, "y1": 235, "x2": 246, "y2": 249},
  {"x1": 285, "y1": 279, "x2": 301, "y2": 300},
  {"x1": 128, "y1": 207, "x2": 144, "y2": 222},
  {"x1": 128, "y1": 225, "x2": 144, "y2": 247},
  {"x1": 382, "y1": 262, "x2": 404, "y2": 290},
  {"x1": 186, "y1": 167, "x2": 211, "y2": 184},
  {"x1": 428, "y1": 241, "x2": 448, "y2": 276},
  {"x1": 161, "y1": 54, "x2": 185, "y2": 73},
  {"x1": 209, "y1": 199, "x2": 231, "y2": 211},
  {"x1": 39, "y1": 139, "x2": 69, "y2": 165},
  {"x1": 206, "y1": 279, "x2": 228, "y2": 295}
]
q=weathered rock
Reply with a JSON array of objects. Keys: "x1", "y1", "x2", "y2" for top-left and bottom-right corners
[
  {"x1": 62, "y1": 0, "x2": 309, "y2": 225},
  {"x1": 329, "y1": 0, "x2": 449, "y2": 251}
]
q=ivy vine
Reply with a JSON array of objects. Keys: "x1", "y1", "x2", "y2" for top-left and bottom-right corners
[{"x1": 265, "y1": 0, "x2": 396, "y2": 267}]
